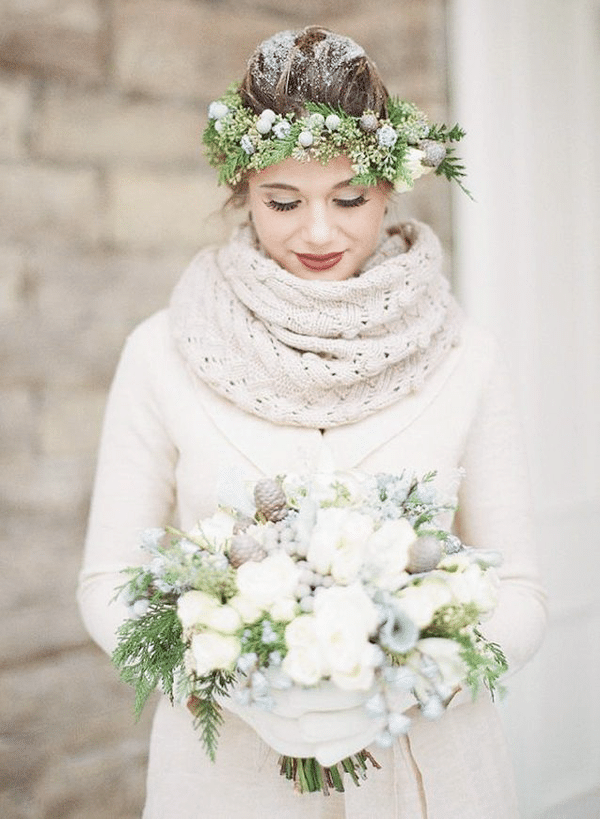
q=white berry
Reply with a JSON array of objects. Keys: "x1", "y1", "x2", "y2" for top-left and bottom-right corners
[{"x1": 298, "y1": 130, "x2": 314, "y2": 148}]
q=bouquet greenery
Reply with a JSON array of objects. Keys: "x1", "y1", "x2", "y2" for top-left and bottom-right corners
[{"x1": 113, "y1": 469, "x2": 507, "y2": 794}]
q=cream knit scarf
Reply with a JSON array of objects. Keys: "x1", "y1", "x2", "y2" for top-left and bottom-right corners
[{"x1": 170, "y1": 221, "x2": 463, "y2": 428}]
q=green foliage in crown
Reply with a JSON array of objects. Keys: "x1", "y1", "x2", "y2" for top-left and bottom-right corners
[{"x1": 202, "y1": 85, "x2": 470, "y2": 195}]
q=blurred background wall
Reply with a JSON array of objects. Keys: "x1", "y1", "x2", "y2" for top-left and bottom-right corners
[
  {"x1": 1, "y1": 1, "x2": 598, "y2": 818},
  {"x1": 0, "y1": 2, "x2": 451, "y2": 818}
]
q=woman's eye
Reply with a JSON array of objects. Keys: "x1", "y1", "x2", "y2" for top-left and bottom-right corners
[
  {"x1": 266, "y1": 200, "x2": 299, "y2": 212},
  {"x1": 335, "y1": 195, "x2": 368, "y2": 208}
]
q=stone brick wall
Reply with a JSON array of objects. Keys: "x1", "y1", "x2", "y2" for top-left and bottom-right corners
[{"x1": 0, "y1": 2, "x2": 450, "y2": 816}]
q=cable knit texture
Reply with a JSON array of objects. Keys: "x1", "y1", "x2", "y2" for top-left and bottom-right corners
[{"x1": 170, "y1": 221, "x2": 463, "y2": 427}]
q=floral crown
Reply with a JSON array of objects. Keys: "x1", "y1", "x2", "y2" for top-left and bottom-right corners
[{"x1": 203, "y1": 84, "x2": 469, "y2": 195}]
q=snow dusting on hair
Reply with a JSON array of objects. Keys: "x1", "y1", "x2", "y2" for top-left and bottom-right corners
[{"x1": 252, "y1": 28, "x2": 366, "y2": 91}]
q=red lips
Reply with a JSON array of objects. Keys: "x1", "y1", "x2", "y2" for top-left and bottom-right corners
[{"x1": 295, "y1": 252, "x2": 344, "y2": 271}]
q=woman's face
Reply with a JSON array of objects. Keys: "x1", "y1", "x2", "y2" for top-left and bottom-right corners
[{"x1": 247, "y1": 155, "x2": 390, "y2": 281}]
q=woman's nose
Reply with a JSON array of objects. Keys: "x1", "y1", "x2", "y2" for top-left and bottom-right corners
[{"x1": 302, "y1": 203, "x2": 335, "y2": 246}]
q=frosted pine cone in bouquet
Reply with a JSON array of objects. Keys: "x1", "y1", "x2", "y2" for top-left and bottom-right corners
[
  {"x1": 254, "y1": 478, "x2": 288, "y2": 522},
  {"x1": 113, "y1": 468, "x2": 508, "y2": 795}
]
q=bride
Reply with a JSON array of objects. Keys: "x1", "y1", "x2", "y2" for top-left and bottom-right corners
[{"x1": 78, "y1": 25, "x2": 546, "y2": 818}]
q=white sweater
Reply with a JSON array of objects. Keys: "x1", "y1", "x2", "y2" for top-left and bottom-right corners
[{"x1": 78, "y1": 309, "x2": 546, "y2": 819}]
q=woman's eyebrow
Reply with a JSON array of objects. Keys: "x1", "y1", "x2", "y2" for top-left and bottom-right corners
[
  {"x1": 258, "y1": 183, "x2": 300, "y2": 191},
  {"x1": 258, "y1": 178, "x2": 358, "y2": 191}
]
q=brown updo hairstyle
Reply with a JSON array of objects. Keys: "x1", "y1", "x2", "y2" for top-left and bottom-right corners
[{"x1": 229, "y1": 26, "x2": 390, "y2": 205}]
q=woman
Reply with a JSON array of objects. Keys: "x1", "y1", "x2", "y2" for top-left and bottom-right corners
[{"x1": 78, "y1": 26, "x2": 546, "y2": 819}]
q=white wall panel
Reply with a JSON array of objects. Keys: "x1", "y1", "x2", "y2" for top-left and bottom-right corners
[{"x1": 447, "y1": 1, "x2": 600, "y2": 816}]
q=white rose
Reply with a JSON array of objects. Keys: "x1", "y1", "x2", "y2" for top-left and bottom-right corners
[
  {"x1": 190, "y1": 632, "x2": 241, "y2": 676},
  {"x1": 329, "y1": 642, "x2": 379, "y2": 691},
  {"x1": 204, "y1": 604, "x2": 242, "y2": 634},
  {"x1": 269, "y1": 596, "x2": 298, "y2": 623},
  {"x1": 191, "y1": 510, "x2": 236, "y2": 549},
  {"x1": 236, "y1": 552, "x2": 300, "y2": 609},
  {"x1": 283, "y1": 615, "x2": 326, "y2": 685},
  {"x1": 228, "y1": 594, "x2": 263, "y2": 624},
  {"x1": 395, "y1": 578, "x2": 453, "y2": 628},
  {"x1": 364, "y1": 518, "x2": 416, "y2": 590},
  {"x1": 393, "y1": 147, "x2": 434, "y2": 192},
  {"x1": 285, "y1": 613, "x2": 319, "y2": 647},
  {"x1": 177, "y1": 590, "x2": 217, "y2": 631},
  {"x1": 312, "y1": 584, "x2": 380, "y2": 690},
  {"x1": 309, "y1": 471, "x2": 370, "y2": 506},
  {"x1": 404, "y1": 147, "x2": 431, "y2": 180},
  {"x1": 417, "y1": 637, "x2": 467, "y2": 690},
  {"x1": 444, "y1": 563, "x2": 499, "y2": 614},
  {"x1": 282, "y1": 644, "x2": 325, "y2": 686},
  {"x1": 307, "y1": 508, "x2": 373, "y2": 583},
  {"x1": 313, "y1": 583, "x2": 379, "y2": 637}
]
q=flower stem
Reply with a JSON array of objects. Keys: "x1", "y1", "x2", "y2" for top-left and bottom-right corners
[{"x1": 277, "y1": 751, "x2": 380, "y2": 795}]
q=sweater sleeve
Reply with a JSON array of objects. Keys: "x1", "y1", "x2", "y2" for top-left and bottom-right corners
[
  {"x1": 77, "y1": 313, "x2": 178, "y2": 656},
  {"x1": 454, "y1": 348, "x2": 547, "y2": 676}
]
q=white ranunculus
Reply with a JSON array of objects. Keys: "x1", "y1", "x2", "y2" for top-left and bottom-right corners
[
  {"x1": 177, "y1": 590, "x2": 217, "y2": 631},
  {"x1": 417, "y1": 637, "x2": 467, "y2": 690},
  {"x1": 364, "y1": 518, "x2": 416, "y2": 590},
  {"x1": 395, "y1": 578, "x2": 453, "y2": 628},
  {"x1": 307, "y1": 507, "x2": 373, "y2": 583},
  {"x1": 190, "y1": 632, "x2": 241, "y2": 676},
  {"x1": 236, "y1": 551, "x2": 301, "y2": 609}
]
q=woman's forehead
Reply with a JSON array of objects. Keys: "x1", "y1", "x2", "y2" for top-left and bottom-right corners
[{"x1": 249, "y1": 155, "x2": 364, "y2": 193}]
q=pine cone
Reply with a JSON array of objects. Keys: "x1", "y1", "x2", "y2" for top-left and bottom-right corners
[
  {"x1": 233, "y1": 515, "x2": 255, "y2": 534},
  {"x1": 254, "y1": 479, "x2": 288, "y2": 522},
  {"x1": 228, "y1": 533, "x2": 267, "y2": 568},
  {"x1": 406, "y1": 535, "x2": 442, "y2": 574}
]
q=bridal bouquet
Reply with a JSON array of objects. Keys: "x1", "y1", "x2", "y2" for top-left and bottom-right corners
[{"x1": 112, "y1": 469, "x2": 507, "y2": 794}]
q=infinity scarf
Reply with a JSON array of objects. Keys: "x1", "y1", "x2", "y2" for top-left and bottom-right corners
[{"x1": 169, "y1": 221, "x2": 463, "y2": 428}]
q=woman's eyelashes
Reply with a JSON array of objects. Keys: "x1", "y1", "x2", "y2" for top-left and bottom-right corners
[
  {"x1": 336, "y1": 195, "x2": 368, "y2": 208},
  {"x1": 266, "y1": 199, "x2": 299, "y2": 212},
  {"x1": 266, "y1": 195, "x2": 369, "y2": 212}
]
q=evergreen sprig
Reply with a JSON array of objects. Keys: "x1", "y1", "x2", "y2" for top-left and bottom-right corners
[
  {"x1": 456, "y1": 628, "x2": 508, "y2": 699},
  {"x1": 188, "y1": 670, "x2": 236, "y2": 761},
  {"x1": 112, "y1": 601, "x2": 185, "y2": 717},
  {"x1": 427, "y1": 123, "x2": 473, "y2": 198}
]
